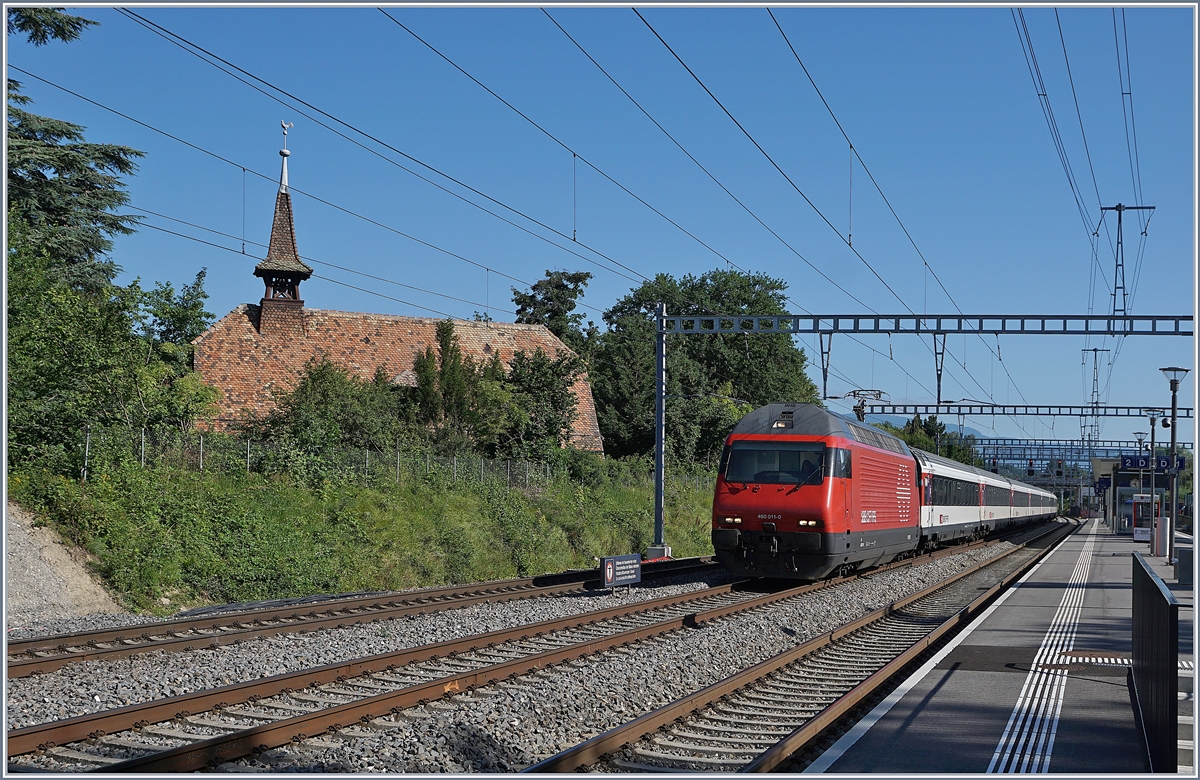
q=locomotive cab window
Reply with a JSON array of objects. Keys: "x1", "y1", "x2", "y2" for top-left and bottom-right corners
[{"x1": 724, "y1": 441, "x2": 826, "y2": 485}]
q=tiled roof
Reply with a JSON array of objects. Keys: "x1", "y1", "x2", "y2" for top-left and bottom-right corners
[
  {"x1": 193, "y1": 305, "x2": 603, "y2": 452},
  {"x1": 254, "y1": 189, "x2": 313, "y2": 276}
]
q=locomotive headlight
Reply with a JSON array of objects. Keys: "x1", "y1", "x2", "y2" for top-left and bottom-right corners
[{"x1": 722, "y1": 516, "x2": 742, "y2": 525}]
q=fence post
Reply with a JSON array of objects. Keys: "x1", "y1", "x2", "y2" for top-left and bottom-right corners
[
  {"x1": 199, "y1": 434, "x2": 204, "y2": 471},
  {"x1": 81, "y1": 424, "x2": 91, "y2": 484},
  {"x1": 246, "y1": 439, "x2": 251, "y2": 472}
]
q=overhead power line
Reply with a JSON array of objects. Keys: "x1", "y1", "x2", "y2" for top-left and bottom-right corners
[
  {"x1": 766, "y1": 9, "x2": 1035, "y2": 418},
  {"x1": 115, "y1": 8, "x2": 646, "y2": 285},
  {"x1": 634, "y1": 9, "x2": 1030, "y2": 433},
  {"x1": 379, "y1": 9, "x2": 748, "y2": 276},
  {"x1": 107, "y1": 10, "x2": 979, "y2": 415},
  {"x1": 632, "y1": 9, "x2": 914, "y2": 317},
  {"x1": 128, "y1": 205, "x2": 519, "y2": 315},
  {"x1": 9, "y1": 64, "x2": 647, "y2": 328}
]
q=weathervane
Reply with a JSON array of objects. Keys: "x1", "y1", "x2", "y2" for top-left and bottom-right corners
[{"x1": 281, "y1": 120, "x2": 294, "y2": 152}]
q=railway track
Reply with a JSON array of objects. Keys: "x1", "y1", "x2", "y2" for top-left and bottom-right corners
[
  {"x1": 6, "y1": 557, "x2": 716, "y2": 678},
  {"x1": 4, "y1": 534, "x2": 1023, "y2": 773},
  {"x1": 526, "y1": 521, "x2": 1074, "y2": 773}
]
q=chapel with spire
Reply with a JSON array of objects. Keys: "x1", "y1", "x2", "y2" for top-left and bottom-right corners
[
  {"x1": 190, "y1": 124, "x2": 604, "y2": 451},
  {"x1": 253, "y1": 121, "x2": 313, "y2": 338}
]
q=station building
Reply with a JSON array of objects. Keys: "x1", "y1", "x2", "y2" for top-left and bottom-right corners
[{"x1": 191, "y1": 144, "x2": 603, "y2": 453}]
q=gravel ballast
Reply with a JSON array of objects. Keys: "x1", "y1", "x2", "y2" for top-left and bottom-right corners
[
  {"x1": 5, "y1": 541, "x2": 1026, "y2": 773},
  {"x1": 227, "y1": 544, "x2": 1017, "y2": 773},
  {"x1": 6, "y1": 570, "x2": 730, "y2": 730}
]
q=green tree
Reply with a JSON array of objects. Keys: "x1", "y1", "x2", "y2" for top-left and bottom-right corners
[
  {"x1": 7, "y1": 7, "x2": 95, "y2": 46},
  {"x1": 504, "y1": 348, "x2": 584, "y2": 459},
  {"x1": 255, "y1": 359, "x2": 401, "y2": 454},
  {"x1": 512, "y1": 270, "x2": 597, "y2": 359},
  {"x1": 435, "y1": 319, "x2": 471, "y2": 433},
  {"x1": 412, "y1": 345, "x2": 441, "y2": 425},
  {"x1": 7, "y1": 10, "x2": 220, "y2": 469},
  {"x1": 143, "y1": 269, "x2": 214, "y2": 347},
  {"x1": 592, "y1": 269, "x2": 820, "y2": 460}
]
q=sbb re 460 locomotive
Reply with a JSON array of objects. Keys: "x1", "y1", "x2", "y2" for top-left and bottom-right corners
[{"x1": 711, "y1": 404, "x2": 1057, "y2": 579}]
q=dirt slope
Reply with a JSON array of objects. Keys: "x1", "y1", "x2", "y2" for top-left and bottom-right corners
[{"x1": 6, "y1": 502, "x2": 125, "y2": 627}]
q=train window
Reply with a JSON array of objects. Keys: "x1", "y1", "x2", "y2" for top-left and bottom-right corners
[
  {"x1": 824, "y1": 447, "x2": 852, "y2": 479},
  {"x1": 725, "y1": 441, "x2": 826, "y2": 485}
]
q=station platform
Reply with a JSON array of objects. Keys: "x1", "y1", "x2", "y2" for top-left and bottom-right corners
[{"x1": 807, "y1": 519, "x2": 1195, "y2": 774}]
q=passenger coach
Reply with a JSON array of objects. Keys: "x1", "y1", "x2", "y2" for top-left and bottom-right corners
[{"x1": 711, "y1": 403, "x2": 1056, "y2": 580}]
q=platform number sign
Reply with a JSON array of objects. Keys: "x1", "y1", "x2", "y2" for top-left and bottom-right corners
[
  {"x1": 1121, "y1": 455, "x2": 1187, "y2": 472},
  {"x1": 601, "y1": 554, "x2": 642, "y2": 589}
]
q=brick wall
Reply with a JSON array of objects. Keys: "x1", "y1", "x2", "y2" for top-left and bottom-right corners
[
  {"x1": 258, "y1": 299, "x2": 306, "y2": 339},
  {"x1": 193, "y1": 305, "x2": 604, "y2": 452}
]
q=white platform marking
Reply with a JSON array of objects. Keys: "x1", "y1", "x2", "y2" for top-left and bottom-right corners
[{"x1": 987, "y1": 522, "x2": 1098, "y2": 773}]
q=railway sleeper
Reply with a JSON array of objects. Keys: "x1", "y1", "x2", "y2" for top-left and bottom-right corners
[
  {"x1": 627, "y1": 747, "x2": 743, "y2": 770},
  {"x1": 221, "y1": 706, "x2": 294, "y2": 722},
  {"x1": 676, "y1": 720, "x2": 793, "y2": 737},
  {"x1": 184, "y1": 715, "x2": 254, "y2": 732},
  {"x1": 664, "y1": 729, "x2": 780, "y2": 747},
  {"x1": 715, "y1": 696, "x2": 830, "y2": 715},
  {"x1": 139, "y1": 723, "x2": 211, "y2": 742},
  {"x1": 650, "y1": 737, "x2": 762, "y2": 756},
  {"x1": 97, "y1": 734, "x2": 165, "y2": 752},
  {"x1": 253, "y1": 700, "x2": 322, "y2": 715},
  {"x1": 48, "y1": 746, "x2": 125, "y2": 766},
  {"x1": 735, "y1": 690, "x2": 837, "y2": 709},
  {"x1": 717, "y1": 702, "x2": 828, "y2": 720},
  {"x1": 287, "y1": 691, "x2": 356, "y2": 706},
  {"x1": 702, "y1": 710, "x2": 808, "y2": 728}
]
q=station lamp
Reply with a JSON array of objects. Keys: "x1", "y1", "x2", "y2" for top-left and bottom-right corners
[{"x1": 1159, "y1": 367, "x2": 1189, "y2": 561}]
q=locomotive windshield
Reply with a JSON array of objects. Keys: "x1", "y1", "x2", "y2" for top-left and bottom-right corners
[{"x1": 723, "y1": 441, "x2": 825, "y2": 485}]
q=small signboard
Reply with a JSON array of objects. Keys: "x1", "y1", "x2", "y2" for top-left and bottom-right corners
[
  {"x1": 1121, "y1": 455, "x2": 1187, "y2": 472},
  {"x1": 601, "y1": 554, "x2": 642, "y2": 589},
  {"x1": 1133, "y1": 527, "x2": 1151, "y2": 542},
  {"x1": 1096, "y1": 477, "x2": 1112, "y2": 490}
]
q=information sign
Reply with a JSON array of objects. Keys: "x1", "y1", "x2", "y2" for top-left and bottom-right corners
[
  {"x1": 1096, "y1": 477, "x2": 1112, "y2": 490},
  {"x1": 601, "y1": 554, "x2": 642, "y2": 588},
  {"x1": 1133, "y1": 527, "x2": 1151, "y2": 542},
  {"x1": 1121, "y1": 455, "x2": 1188, "y2": 472}
]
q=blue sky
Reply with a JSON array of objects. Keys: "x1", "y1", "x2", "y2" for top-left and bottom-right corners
[{"x1": 7, "y1": 5, "x2": 1195, "y2": 444}]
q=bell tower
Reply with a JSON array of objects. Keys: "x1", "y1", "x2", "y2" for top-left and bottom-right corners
[{"x1": 254, "y1": 121, "x2": 312, "y2": 337}]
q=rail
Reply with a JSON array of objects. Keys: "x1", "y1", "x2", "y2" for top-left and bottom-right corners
[
  {"x1": 6, "y1": 558, "x2": 716, "y2": 677},
  {"x1": 522, "y1": 522, "x2": 1071, "y2": 772},
  {"x1": 5, "y1": 535, "x2": 1017, "y2": 770}
]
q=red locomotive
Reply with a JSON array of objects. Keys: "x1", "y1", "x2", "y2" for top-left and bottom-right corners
[{"x1": 711, "y1": 403, "x2": 1054, "y2": 579}]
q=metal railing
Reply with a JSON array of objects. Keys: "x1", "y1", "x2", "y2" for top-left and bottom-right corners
[{"x1": 1131, "y1": 551, "x2": 1180, "y2": 773}]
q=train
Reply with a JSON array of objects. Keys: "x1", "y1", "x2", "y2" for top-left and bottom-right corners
[{"x1": 711, "y1": 403, "x2": 1058, "y2": 579}]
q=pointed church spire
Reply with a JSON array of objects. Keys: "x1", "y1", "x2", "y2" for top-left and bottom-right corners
[{"x1": 254, "y1": 121, "x2": 313, "y2": 281}]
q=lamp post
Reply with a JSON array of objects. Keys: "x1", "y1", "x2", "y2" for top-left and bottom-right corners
[
  {"x1": 1133, "y1": 431, "x2": 1147, "y2": 534},
  {"x1": 1145, "y1": 410, "x2": 1162, "y2": 554},
  {"x1": 1161, "y1": 367, "x2": 1190, "y2": 562}
]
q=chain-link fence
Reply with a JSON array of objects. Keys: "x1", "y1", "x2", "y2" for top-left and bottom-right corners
[{"x1": 68, "y1": 424, "x2": 715, "y2": 493}]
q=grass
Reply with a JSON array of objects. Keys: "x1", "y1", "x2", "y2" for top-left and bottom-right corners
[{"x1": 9, "y1": 458, "x2": 715, "y2": 615}]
